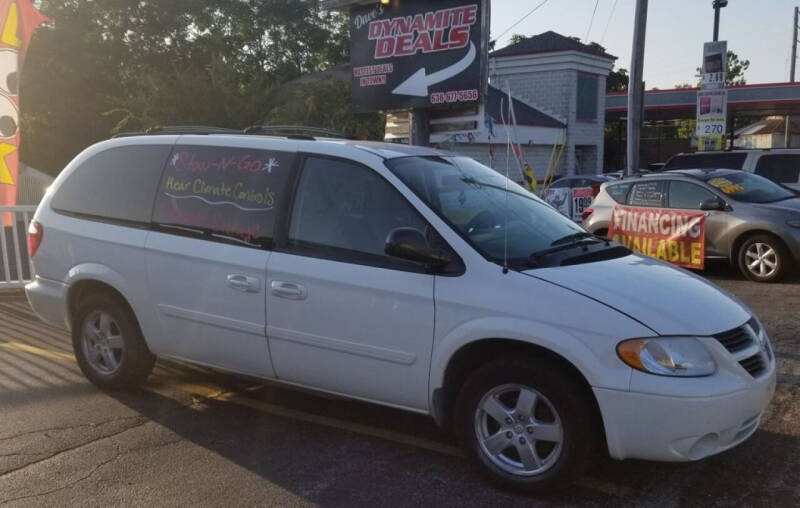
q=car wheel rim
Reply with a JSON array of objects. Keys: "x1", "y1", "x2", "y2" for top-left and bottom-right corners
[
  {"x1": 474, "y1": 384, "x2": 563, "y2": 477},
  {"x1": 81, "y1": 310, "x2": 124, "y2": 375},
  {"x1": 745, "y1": 242, "x2": 778, "y2": 278}
]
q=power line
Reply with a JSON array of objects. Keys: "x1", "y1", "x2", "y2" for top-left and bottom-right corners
[
  {"x1": 585, "y1": 0, "x2": 600, "y2": 42},
  {"x1": 600, "y1": 0, "x2": 619, "y2": 44},
  {"x1": 495, "y1": 0, "x2": 551, "y2": 41}
]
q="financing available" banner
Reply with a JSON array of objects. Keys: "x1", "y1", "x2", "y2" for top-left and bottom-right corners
[{"x1": 607, "y1": 205, "x2": 707, "y2": 269}]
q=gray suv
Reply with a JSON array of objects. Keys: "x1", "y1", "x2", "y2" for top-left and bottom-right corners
[{"x1": 583, "y1": 169, "x2": 800, "y2": 282}]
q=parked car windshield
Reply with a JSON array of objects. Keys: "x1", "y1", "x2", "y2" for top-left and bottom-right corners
[
  {"x1": 703, "y1": 171, "x2": 797, "y2": 203},
  {"x1": 386, "y1": 156, "x2": 592, "y2": 267}
]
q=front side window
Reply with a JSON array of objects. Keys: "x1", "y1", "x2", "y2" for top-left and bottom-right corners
[
  {"x1": 387, "y1": 156, "x2": 587, "y2": 267},
  {"x1": 668, "y1": 181, "x2": 716, "y2": 209},
  {"x1": 52, "y1": 144, "x2": 173, "y2": 223},
  {"x1": 288, "y1": 157, "x2": 430, "y2": 268},
  {"x1": 629, "y1": 181, "x2": 667, "y2": 207},
  {"x1": 152, "y1": 145, "x2": 295, "y2": 247}
]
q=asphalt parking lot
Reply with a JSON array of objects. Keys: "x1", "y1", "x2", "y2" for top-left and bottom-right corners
[{"x1": 1, "y1": 266, "x2": 799, "y2": 507}]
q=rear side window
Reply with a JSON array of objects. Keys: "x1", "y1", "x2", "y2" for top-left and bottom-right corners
[
  {"x1": 754, "y1": 154, "x2": 800, "y2": 184},
  {"x1": 663, "y1": 153, "x2": 747, "y2": 170},
  {"x1": 606, "y1": 182, "x2": 632, "y2": 204},
  {"x1": 152, "y1": 145, "x2": 295, "y2": 247},
  {"x1": 629, "y1": 181, "x2": 667, "y2": 207},
  {"x1": 51, "y1": 145, "x2": 172, "y2": 223}
]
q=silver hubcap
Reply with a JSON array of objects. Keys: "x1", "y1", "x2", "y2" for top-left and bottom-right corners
[
  {"x1": 474, "y1": 384, "x2": 563, "y2": 476},
  {"x1": 745, "y1": 242, "x2": 777, "y2": 278},
  {"x1": 81, "y1": 311, "x2": 124, "y2": 375}
]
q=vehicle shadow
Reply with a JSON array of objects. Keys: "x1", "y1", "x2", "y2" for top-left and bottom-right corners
[{"x1": 108, "y1": 371, "x2": 800, "y2": 507}]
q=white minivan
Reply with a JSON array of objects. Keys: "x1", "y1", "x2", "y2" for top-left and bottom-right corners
[{"x1": 26, "y1": 132, "x2": 776, "y2": 491}]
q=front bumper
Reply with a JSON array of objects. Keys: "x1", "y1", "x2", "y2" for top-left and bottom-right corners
[
  {"x1": 25, "y1": 275, "x2": 70, "y2": 330},
  {"x1": 594, "y1": 363, "x2": 776, "y2": 461}
]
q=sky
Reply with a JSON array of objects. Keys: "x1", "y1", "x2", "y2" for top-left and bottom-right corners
[{"x1": 490, "y1": 0, "x2": 797, "y2": 89}]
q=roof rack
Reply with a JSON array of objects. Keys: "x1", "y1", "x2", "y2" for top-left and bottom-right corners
[
  {"x1": 112, "y1": 125, "x2": 240, "y2": 138},
  {"x1": 243, "y1": 125, "x2": 344, "y2": 139},
  {"x1": 111, "y1": 124, "x2": 347, "y2": 140}
]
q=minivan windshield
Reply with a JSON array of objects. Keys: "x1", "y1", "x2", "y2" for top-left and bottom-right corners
[
  {"x1": 703, "y1": 171, "x2": 797, "y2": 203},
  {"x1": 386, "y1": 156, "x2": 604, "y2": 267}
]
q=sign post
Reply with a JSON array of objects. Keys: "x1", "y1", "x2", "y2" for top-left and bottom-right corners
[
  {"x1": 696, "y1": 40, "x2": 727, "y2": 151},
  {"x1": 348, "y1": 0, "x2": 489, "y2": 145}
]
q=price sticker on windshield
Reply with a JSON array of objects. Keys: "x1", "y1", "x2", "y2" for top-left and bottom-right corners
[{"x1": 707, "y1": 177, "x2": 744, "y2": 195}]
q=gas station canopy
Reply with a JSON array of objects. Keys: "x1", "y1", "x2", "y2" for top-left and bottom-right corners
[{"x1": 606, "y1": 82, "x2": 800, "y2": 121}]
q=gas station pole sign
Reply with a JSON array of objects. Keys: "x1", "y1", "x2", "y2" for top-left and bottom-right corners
[{"x1": 696, "y1": 41, "x2": 727, "y2": 150}]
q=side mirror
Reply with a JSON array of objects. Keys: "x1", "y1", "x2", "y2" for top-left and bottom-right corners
[
  {"x1": 384, "y1": 227, "x2": 452, "y2": 268},
  {"x1": 700, "y1": 197, "x2": 726, "y2": 211}
]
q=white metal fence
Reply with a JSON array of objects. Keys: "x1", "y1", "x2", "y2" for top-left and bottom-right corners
[{"x1": 0, "y1": 205, "x2": 38, "y2": 288}]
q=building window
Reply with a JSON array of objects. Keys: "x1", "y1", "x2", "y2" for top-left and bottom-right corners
[{"x1": 576, "y1": 73, "x2": 598, "y2": 121}]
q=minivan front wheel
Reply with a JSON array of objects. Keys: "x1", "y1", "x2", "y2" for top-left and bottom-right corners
[
  {"x1": 737, "y1": 234, "x2": 789, "y2": 282},
  {"x1": 72, "y1": 293, "x2": 155, "y2": 389},
  {"x1": 454, "y1": 357, "x2": 597, "y2": 492}
]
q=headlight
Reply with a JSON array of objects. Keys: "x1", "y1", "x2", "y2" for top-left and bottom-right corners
[
  {"x1": 617, "y1": 337, "x2": 716, "y2": 377},
  {"x1": 788, "y1": 220, "x2": 800, "y2": 228}
]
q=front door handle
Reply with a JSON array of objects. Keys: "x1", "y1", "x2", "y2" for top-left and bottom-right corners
[
  {"x1": 271, "y1": 280, "x2": 307, "y2": 300},
  {"x1": 227, "y1": 274, "x2": 260, "y2": 293}
]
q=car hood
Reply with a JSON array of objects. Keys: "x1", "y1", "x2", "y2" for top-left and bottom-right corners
[
  {"x1": 523, "y1": 254, "x2": 751, "y2": 336},
  {"x1": 751, "y1": 196, "x2": 800, "y2": 214}
]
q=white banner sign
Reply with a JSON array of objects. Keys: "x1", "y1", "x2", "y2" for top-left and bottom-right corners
[{"x1": 696, "y1": 89, "x2": 727, "y2": 137}]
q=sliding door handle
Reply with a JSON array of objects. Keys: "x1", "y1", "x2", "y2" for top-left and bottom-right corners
[{"x1": 227, "y1": 274, "x2": 260, "y2": 293}]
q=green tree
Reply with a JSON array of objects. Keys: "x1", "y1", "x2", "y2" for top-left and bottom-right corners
[
  {"x1": 607, "y1": 68, "x2": 628, "y2": 92},
  {"x1": 20, "y1": 0, "x2": 371, "y2": 175},
  {"x1": 507, "y1": 34, "x2": 527, "y2": 46}
]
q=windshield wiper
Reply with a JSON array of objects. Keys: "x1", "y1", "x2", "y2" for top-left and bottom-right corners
[
  {"x1": 549, "y1": 231, "x2": 598, "y2": 246},
  {"x1": 528, "y1": 233, "x2": 605, "y2": 267}
]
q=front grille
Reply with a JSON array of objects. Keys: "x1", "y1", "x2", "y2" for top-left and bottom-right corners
[
  {"x1": 714, "y1": 319, "x2": 770, "y2": 378},
  {"x1": 739, "y1": 354, "x2": 767, "y2": 377},
  {"x1": 713, "y1": 321, "x2": 756, "y2": 353}
]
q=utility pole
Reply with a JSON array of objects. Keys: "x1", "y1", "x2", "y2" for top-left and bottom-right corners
[
  {"x1": 410, "y1": 109, "x2": 430, "y2": 146},
  {"x1": 786, "y1": 6, "x2": 798, "y2": 148},
  {"x1": 626, "y1": 0, "x2": 648, "y2": 176},
  {"x1": 712, "y1": 0, "x2": 727, "y2": 41}
]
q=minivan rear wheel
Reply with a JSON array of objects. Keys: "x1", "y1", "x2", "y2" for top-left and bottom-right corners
[
  {"x1": 72, "y1": 293, "x2": 155, "y2": 389},
  {"x1": 454, "y1": 357, "x2": 597, "y2": 492},
  {"x1": 737, "y1": 234, "x2": 789, "y2": 283}
]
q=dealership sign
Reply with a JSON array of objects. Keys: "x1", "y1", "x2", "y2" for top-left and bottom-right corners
[
  {"x1": 607, "y1": 205, "x2": 706, "y2": 269},
  {"x1": 350, "y1": 0, "x2": 488, "y2": 112}
]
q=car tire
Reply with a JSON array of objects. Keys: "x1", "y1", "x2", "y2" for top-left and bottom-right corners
[
  {"x1": 737, "y1": 234, "x2": 790, "y2": 283},
  {"x1": 72, "y1": 292, "x2": 155, "y2": 389},
  {"x1": 453, "y1": 356, "x2": 599, "y2": 493}
]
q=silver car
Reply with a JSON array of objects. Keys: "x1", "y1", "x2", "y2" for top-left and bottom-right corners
[{"x1": 583, "y1": 169, "x2": 800, "y2": 282}]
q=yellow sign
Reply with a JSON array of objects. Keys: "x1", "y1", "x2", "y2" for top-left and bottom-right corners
[
  {"x1": 1, "y1": 2, "x2": 21, "y2": 48},
  {"x1": 0, "y1": 142, "x2": 16, "y2": 185}
]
